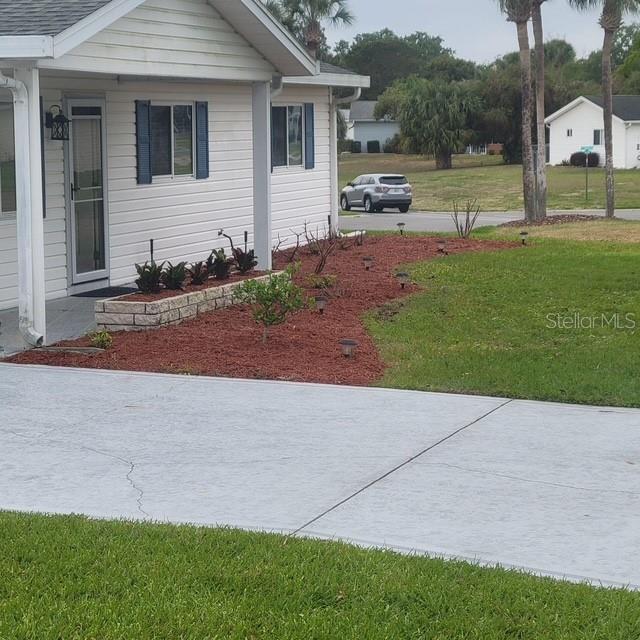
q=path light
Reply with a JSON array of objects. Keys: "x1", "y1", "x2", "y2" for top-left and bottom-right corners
[
  {"x1": 363, "y1": 256, "x2": 374, "y2": 271},
  {"x1": 397, "y1": 222, "x2": 406, "y2": 236},
  {"x1": 437, "y1": 239, "x2": 448, "y2": 255},
  {"x1": 396, "y1": 272, "x2": 410, "y2": 289},
  {"x1": 315, "y1": 295, "x2": 328, "y2": 314},
  {"x1": 339, "y1": 339, "x2": 359, "y2": 358},
  {"x1": 520, "y1": 230, "x2": 529, "y2": 245}
]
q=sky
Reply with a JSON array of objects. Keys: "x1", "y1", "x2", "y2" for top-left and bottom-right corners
[{"x1": 325, "y1": 0, "x2": 604, "y2": 63}]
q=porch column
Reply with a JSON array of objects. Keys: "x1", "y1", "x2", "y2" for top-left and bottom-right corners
[
  {"x1": 13, "y1": 67, "x2": 46, "y2": 345},
  {"x1": 252, "y1": 81, "x2": 272, "y2": 271},
  {"x1": 329, "y1": 89, "x2": 339, "y2": 231}
]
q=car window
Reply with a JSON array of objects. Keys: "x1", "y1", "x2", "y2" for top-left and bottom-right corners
[
  {"x1": 368, "y1": 177, "x2": 375, "y2": 184},
  {"x1": 380, "y1": 176, "x2": 408, "y2": 185},
  {"x1": 352, "y1": 176, "x2": 363, "y2": 186}
]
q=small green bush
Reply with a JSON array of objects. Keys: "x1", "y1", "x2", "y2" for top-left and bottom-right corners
[
  {"x1": 188, "y1": 261, "x2": 209, "y2": 285},
  {"x1": 134, "y1": 261, "x2": 163, "y2": 293},
  {"x1": 207, "y1": 248, "x2": 233, "y2": 280},
  {"x1": 90, "y1": 330, "x2": 113, "y2": 350},
  {"x1": 236, "y1": 267, "x2": 306, "y2": 342},
  {"x1": 161, "y1": 262, "x2": 187, "y2": 290},
  {"x1": 305, "y1": 274, "x2": 337, "y2": 290}
]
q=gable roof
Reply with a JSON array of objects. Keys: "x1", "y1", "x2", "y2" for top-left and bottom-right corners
[
  {"x1": 348, "y1": 100, "x2": 396, "y2": 122},
  {"x1": 546, "y1": 94, "x2": 640, "y2": 124},
  {"x1": 585, "y1": 95, "x2": 640, "y2": 122},
  {"x1": 0, "y1": 0, "x2": 112, "y2": 36},
  {"x1": 0, "y1": 0, "x2": 317, "y2": 76}
]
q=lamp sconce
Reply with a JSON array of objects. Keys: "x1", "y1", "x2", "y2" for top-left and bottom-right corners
[{"x1": 44, "y1": 105, "x2": 70, "y2": 141}]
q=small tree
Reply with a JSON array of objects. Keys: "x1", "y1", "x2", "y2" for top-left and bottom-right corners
[{"x1": 237, "y1": 267, "x2": 306, "y2": 342}]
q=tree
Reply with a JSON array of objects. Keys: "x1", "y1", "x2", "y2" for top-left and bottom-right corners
[
  {"x1": 569, "y1": 0, "x2": 640, "y2": 218},
  {"x1": 264, "y1": 0, "x2": 354, "y2": 58},
  {"x1": 377, "y1": 78, "x2": 480, "y2": 169},
  {"x1": 496, "y1": 0, "x2": 537, "y2": 222},
  {"x1": 532, "y1": 0, "x2": 548, "y2": 220}
]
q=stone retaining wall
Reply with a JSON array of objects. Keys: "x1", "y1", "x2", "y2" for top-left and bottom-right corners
[{"x1": 95, "y1": 273, "x2": 279, "y2": 332}]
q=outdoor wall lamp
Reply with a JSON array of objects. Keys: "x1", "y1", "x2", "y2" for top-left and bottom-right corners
[{"x1": 45, "y1": 105, "x2": 70, "y2": 141}]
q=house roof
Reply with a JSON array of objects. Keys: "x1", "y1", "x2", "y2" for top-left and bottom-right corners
[
  {"x1": 585, "y1": 95, "x2": 640, "y2": 121},
  {"x1": 319, "y1": 61, "x2": 358, "y2": 76},
  {"x1": 0, "y1": 0, "x2": 112, "y2": 36},
  {"x1": 546, "y1": 94, "x2": 640, "y2": 124},
  {"x1": 349, "y1": 101, "x2": 378, "y2": 121}
]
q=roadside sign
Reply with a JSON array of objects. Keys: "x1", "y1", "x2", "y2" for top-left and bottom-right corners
[{"x1": 581, "y1": 145, "x2": 594, "y2": 154}]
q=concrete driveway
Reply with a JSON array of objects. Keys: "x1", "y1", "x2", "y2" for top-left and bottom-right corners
[
  {"x1": 339, "y1": 209, "x2": 640, "y2": 233},
  {"x1": 2, "y1": 363, "x2": 640, "y2": 589}
]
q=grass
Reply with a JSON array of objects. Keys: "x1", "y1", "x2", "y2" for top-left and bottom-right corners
[
  {"x1": 339, "y1": 153, "x2": 640, "y2": 211},
  {"x1": 1, "y1": 511, "x2": 640, "y2": 639},
  {"x1": 368, "y1": 222, "x2": 640, "y2": 407}
]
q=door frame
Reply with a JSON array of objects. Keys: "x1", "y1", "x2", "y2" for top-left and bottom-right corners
[{"x1": 64, "y1": 97, "x2": 110, "y2": 287}]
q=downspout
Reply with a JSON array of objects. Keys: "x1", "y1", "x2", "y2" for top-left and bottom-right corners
[{"x1": 0, "y1": 71, "x2": 43, "y2": 347}]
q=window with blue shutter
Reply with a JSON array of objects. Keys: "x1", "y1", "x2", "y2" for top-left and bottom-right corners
[
  {"x1": 195, "y1": 101, "x2": 209, "y2": 180},
  {"x1": 304, "y1": 102, "x2": 315, "y2": 170},
  {"x1": 135, "y1": 100, "x2": 152, "y2": 185}
]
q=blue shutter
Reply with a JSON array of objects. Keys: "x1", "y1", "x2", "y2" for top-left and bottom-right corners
[
  {"x1": 304, "y1": 102, "x2": 315, "y2": 170},
  {"x1": 195, "y1": 101, "x2": 209, "y2": 180},
  {"x1": 135, "y1": 100, "x2": 152, "y2": 185}
]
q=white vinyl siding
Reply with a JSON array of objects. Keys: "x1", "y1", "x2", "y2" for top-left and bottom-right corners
[
  {"x1": 271, "y1": 86, "x2": 331, "y2": 245},
  {"x1": 40, "y1": 0, "x2": 275, "y2": 82}
]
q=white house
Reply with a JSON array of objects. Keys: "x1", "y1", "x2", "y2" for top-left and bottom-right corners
[
  {"x1": 546, "y1": 95, "x2": 640, "y2": 169},
  {"x1": 344, "y1": 100, "x2": 400, "y2": 152},
  {"x1": 0, "y1": 0, "x2": 369, "y2": 347}
]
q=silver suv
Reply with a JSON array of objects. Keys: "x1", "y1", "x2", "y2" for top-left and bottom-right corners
[{"x1": 341, "y1": 174, "x2": 412, "y2": 213}]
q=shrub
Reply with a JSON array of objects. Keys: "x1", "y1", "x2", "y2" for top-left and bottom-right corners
[
  {"x1": 367, "y1": 140, "x2": 381, "y2": 154},
  {"x1": 451, "y1": 199, "x2": 481, "y2": 239},
  {"x1": 236, "y1": 266, "x2": 306, "y2": 342},
  {"x1": 305, "y1": 274, "x2": 337, "y2": 290},
  {"x1": 161, "y1": 261, "x2": 187, "y2": 290},
  {"x1": 188, "y1": 261, "x2": 209, "y2": 285},
  {"x1": 588, "y1": 152, "x2": 600, "y2": 167},
  {"x1": 90, "y1": 330, "x2": 113, "y2": 350},
  {"x1": 383, "y1": 134, "x2": 403, "y2": 154},
  {"x1": 570, "y1": 151, "x2": 587, "y2": 167},
  {"x1": 207, "y1": 248, "x2": 233, "y2": 280},
  {"x1": 135, "y1": 261, "x2": 163, "y2": 293},
  {"x1": 218, "y1": 230, "x2": 258, "y2": 274}
]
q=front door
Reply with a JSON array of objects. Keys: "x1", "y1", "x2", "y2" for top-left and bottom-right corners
[{"x1": 67, "y1": 100, "x2": 108, "y2": 284}]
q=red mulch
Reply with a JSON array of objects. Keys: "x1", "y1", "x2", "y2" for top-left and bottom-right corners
[
  {"x1": 8, "y1": 236, "x2": 515, "y2": 386},
  {"x1": 499, "y1": 214, "x2": 604, "y2": 227},
  {"x1": 124, "y1": 271, "x2": 267, "y2": 302}
]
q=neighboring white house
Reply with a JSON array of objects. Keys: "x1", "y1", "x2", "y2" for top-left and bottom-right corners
[
  {"x1": 0, "y1": 0, "x2": 369, "y2": 347},
  {"x1": 546, "y1": 95, "x2": 640, "y2": 169},
  {"x1": 344, "y1": 100, "x2": 400, "y2": 152}
]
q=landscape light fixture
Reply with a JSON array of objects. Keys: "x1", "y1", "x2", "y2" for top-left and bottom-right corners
[
  {"x1": 363, "y1": 256, "x2": 374, "y2": 271},
  {"x1": 397, "y1": 222, "x2": 406, "y2": 236},
  {"x1": 520, "y1": 230, "x2": 529, "y2": 245},
  {"x1": 339, "y1": 338, "x2": 358, "y2": 358},
  {"x1": 315, "y1": 295, "x2": 328, "y2": 314},
  {"x1": 396, "y1": 272, "x2": 410, "y2": 289},
  {"x1": 437, "y1": 239, "x2": 448, "y2": 255}
]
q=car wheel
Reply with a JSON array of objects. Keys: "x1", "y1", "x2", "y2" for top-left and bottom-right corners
[
  {"x1": 399, "y1": 205, "x2": 410, "y2": 213},
  {"x1": 364, "y1": 196, "x2": 373, "y2": 213},
  {"x1": 340, "y1": 195, "x2": 351, "y2": 212},
  {"x1": 375, "y1": 205, "x2": 384, "y2": 213}
]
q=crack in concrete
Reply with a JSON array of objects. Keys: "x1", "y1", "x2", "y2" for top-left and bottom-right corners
[{"x1": 419, "y1": 461, "x2": 640, "y2": 497}]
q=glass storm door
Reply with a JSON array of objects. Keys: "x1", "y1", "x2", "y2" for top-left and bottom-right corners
[{"x1": 68, "y1": 101, "x2": 108, "y2": 283}]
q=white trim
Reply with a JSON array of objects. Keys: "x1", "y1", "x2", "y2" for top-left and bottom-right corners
[
  {"x1": 0, "y1": 35, "x2": 53, "y2": 59},
  {"x1": 545, "y1": 95, "x2": 626, "y2": 125},
  {"x1": 53, "y1": 0, "x2": 146, "y2": 58},
  {"x1": 284, "y1": 72, "x2": 370, "y2": 89}
]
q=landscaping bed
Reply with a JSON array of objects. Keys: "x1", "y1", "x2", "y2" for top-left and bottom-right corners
[
  {"x1": 9, "y1": 235, "x2": 512, "y2": 385},
  {"x1": 499, "y1": 214, "x2": 603, "y2": 227}
]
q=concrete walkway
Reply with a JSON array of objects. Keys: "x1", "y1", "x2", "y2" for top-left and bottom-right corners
[
  {"x1": 339, "y1": 209, "x2": 640, "y2": 233},
  {"x1": 2, "y1": 363, "x2": 640, "y2": 589}
]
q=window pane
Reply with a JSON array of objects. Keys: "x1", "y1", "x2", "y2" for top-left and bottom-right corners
[
  {"x1": 0, "y1": 101, "x2": 16, "y2": 214},
  {"x1": 151, "y1": 106, "x2": 172, "y2": 176},
  {"x1": 271, "y1": 106, "x2": 287, "y2": 167},
  {"x1": 288, "y1": 106, "x2": 303, "y2": 166},
  {"x1": 173, "y1": 105, "x2": 193, "y2": 176}
]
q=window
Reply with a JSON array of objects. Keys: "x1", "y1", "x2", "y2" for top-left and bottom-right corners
[
  {"x1": 380, "y1": 176, "x2": 408, "y2": 185},
  {"x1": 594, "y1": 129, "x2": 604, "y2": 145},
  {"x1": 271, "y1": 105, "x2": 304, "y2": 168},
  {"x1": 0, "y1": 100, "x2": 16, "y2": 216},
  {"x1": 567, "y1": 129, "x2": 573, "y2": 137},
  {"x1": 150, "y1": 104, "x2": 194, "y2": 178}
]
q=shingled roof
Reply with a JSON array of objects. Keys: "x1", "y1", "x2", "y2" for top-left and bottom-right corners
[
  {"x1": 585, "y1": 95, "x2": 640, "y2": 122},
  {"x1": 0, "y1": 0, "x2": 113, "y2": 36}
]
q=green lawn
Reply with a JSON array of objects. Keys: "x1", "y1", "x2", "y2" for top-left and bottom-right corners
[
  {"x1": 368, "y1": 227, "x2": 640, "y2": 406},
  {"x1": 339, "y1": 153, "x2": 640, "y2": 211},
  {"x1": 2, "y1": 512, "x2": 639, "y2": 639}
]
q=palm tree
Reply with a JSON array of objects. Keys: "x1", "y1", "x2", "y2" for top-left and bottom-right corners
[
  {"x1": 532, "y1": 0, "x2": 548, "y2": 220},
  {"x1": 265, "y1": 0, "x2": 354, "y2": 58},
  {"x1": 497, "y1": 0, "x2": 537, "y2": 222},
  {"x1": 569, "y1": 0, "x2": 640, "y2": 218}
]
